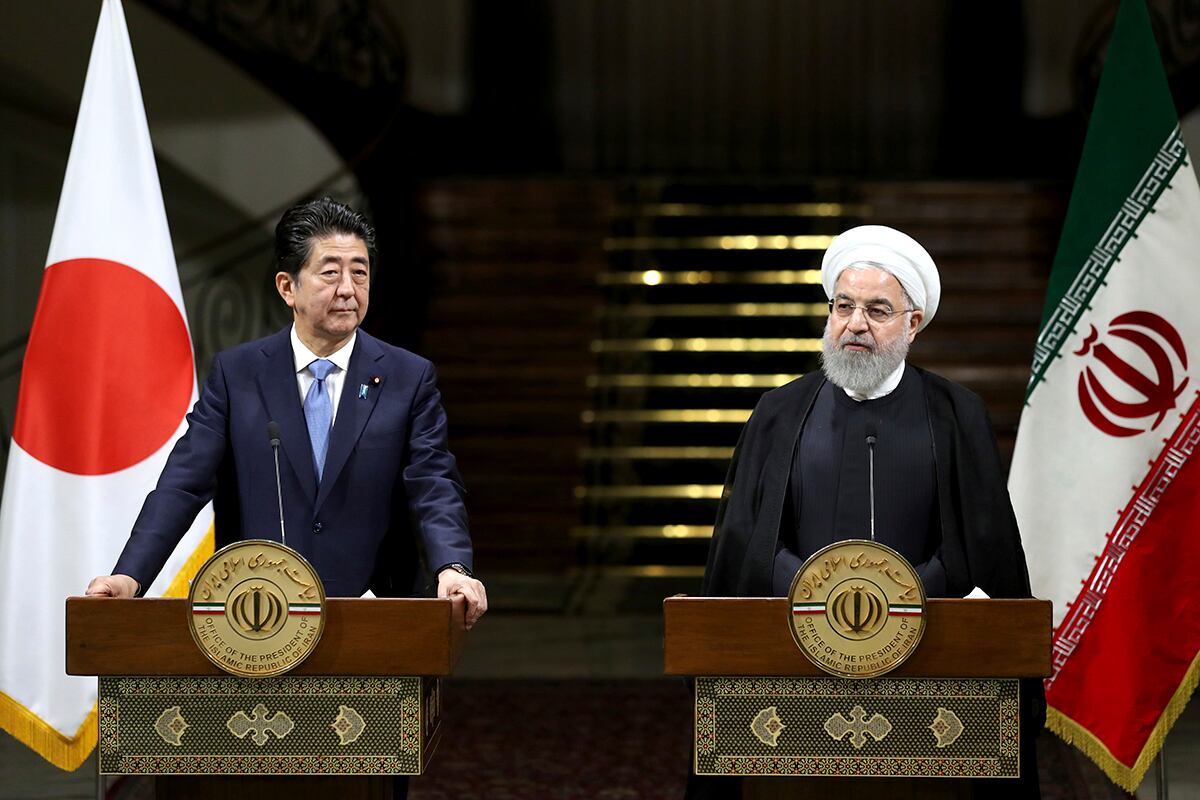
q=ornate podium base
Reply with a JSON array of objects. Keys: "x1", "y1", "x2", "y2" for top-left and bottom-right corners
[
  {"x1": 98, "y1": 675, "x2": 440, "y2": 776},
  {"x1": 695, "y1": 676, "x2": 1019, "y2": 778}
]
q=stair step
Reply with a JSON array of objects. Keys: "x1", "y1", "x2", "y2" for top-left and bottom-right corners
[
  {"x1": 418, "y1": 179, "x2": 1059, "y2": 580},
  {"x1": 572, "y1": 525, "x2": 713, "y2": 540}
]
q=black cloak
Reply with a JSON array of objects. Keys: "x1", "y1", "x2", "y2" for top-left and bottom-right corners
[{"x1": 702, "y1": 367, "x2": 1034, "y2": 601}]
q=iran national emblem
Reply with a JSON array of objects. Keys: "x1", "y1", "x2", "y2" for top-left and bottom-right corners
[{"x1": 1073, "y1": 311, "x2": 1189, "y2": 437}]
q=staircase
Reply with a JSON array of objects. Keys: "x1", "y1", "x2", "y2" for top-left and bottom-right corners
[
  {"x1": 572, "y1": 180, "x2": 1063, "y2": 611},
  {"x1": 417, "y1": 180, "x2": 616, "y2": 578},
  {"x1": 572, "y1": 182, "x2": 867, "y2": 609},
  {"x1": 413, "y1": 178, "x2": 1064, "y2": 610}
]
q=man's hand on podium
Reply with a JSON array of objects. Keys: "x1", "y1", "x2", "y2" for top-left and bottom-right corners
[
  {"x1": 85, "y1": 574, "x2": 139, "y2": 598},
  {"x1": 437, "y1": 568, "x2": 487, "y2": 630}
]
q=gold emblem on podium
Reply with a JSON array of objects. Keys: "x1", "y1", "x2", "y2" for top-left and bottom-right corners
[
  {"x1": 787, "y1": 540, "x2": 926, "y2": 678},
  {"x1": 188, "y1": 540, "x2": 325, "y2": 677}
]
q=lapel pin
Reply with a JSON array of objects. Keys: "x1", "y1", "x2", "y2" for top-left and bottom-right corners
[{"x1": 358, "y1": 377, "x2": 381, "y2": 400}]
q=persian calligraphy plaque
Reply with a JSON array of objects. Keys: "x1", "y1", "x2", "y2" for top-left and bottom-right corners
[
  {"x1": 188, "y1": 540, "x2": 325, "y2": 677},
  {"x1": 787, "y1": 540, "x2": 926, "y2": 678}
]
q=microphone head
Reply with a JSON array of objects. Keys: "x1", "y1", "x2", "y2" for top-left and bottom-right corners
[
  {"x1": 267, "y1": 421, "x2": 282, "y2": 447},
  {"x1": 865, "y1": 421, "x2": 878, "y2": 446}
]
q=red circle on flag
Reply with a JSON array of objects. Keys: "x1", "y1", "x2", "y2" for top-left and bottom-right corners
[{"x1": 13, "y1": 258, "x2": 194, "y2": 475}]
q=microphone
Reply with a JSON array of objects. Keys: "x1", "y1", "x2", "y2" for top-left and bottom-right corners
[
  {"x1": 865, "y1": 422, "x2": 878, "y2": 542},
  {"x1": 267, "y1": 421, "x2": 287, "y2": 547}
]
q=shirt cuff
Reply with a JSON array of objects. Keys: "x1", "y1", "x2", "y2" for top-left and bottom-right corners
[{"x1": 437, "y1": 563, "x2": 472, "y2": 578}]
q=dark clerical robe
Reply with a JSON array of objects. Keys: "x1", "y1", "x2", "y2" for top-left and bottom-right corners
[
  {"x1": 703, "y1": 366, "x2": 1032, "y2": 601},
  {"x1": 777, "y1": 366, "x2": 944, "y2": 595}
]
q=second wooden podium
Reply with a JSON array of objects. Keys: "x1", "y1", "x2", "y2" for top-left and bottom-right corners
[
  {"x1": 66, "y1": 596, "x2": 467, "y2": 799},
  {"x1": 665, "y1": 597, "x2": 1051, "y2": 799}
]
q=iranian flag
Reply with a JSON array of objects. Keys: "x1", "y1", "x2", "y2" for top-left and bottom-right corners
[
  {"x1": 1009, "y1": 0, "x2": 1200, "y2": 790},
  {"x1": 0, "y1": 0, "x2": 212, "y2": 769}
]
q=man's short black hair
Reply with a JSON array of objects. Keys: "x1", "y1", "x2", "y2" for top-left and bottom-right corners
[{"x1": 275, "y1": 196, "x2": 377, "y2": 278}]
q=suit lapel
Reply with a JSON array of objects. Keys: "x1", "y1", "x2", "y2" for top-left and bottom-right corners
[
  {"x1": 315, "y1": 332, "x2": 385, "y2": 512},
  {"x1": 257, "y1": 329, "x2": 318, "y2": 504}
]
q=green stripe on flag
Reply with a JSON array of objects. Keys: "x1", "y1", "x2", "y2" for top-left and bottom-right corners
[
  {"x1": 1029, "y1": 128, "x2": 1186, "y2": 399},
  {"x1": 1027, "y1": 0, "x2": 1185, "y2": 401}
]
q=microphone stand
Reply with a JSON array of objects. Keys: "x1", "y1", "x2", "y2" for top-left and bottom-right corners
[
  {"x1": 267, "y1": 421, "x2": 287, "y2": 547},
  {"x1": 865, "y1": 423, "x2": 877, "y2": 542}
]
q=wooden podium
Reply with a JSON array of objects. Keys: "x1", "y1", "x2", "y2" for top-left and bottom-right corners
[
  {"x1": 664, "y1": 597, "x2": 1051, "y2": 799},
  {"x1": 66, "y1": 596, "x2": 467, "y2": 799}
]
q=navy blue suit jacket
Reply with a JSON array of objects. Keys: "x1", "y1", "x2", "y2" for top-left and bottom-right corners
[{"x1": 114, "y1": 327, "x2": 472, "y2": 597}]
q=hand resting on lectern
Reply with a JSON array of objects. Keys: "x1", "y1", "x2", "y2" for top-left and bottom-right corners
[{"x1": 85, "y1": 574, "x2": 139, "y2": 598}]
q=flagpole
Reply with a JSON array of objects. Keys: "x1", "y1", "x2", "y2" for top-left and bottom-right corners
[{"x1": 1156, "y1": 750, "x2": 1168, "y2": 800}]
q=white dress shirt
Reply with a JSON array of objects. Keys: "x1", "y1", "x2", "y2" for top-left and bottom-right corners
[{"x1": 291, "y1": 326, "x2": 356, "y2": 424}]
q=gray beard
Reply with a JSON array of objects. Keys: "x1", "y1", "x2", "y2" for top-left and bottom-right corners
[{"x1": 819, "y1": 321, "x2": 910, "y2": 395}]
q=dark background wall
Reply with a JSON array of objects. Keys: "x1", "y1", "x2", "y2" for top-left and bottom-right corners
[{"x1": 3, "y1": 0, "x2": 1200, "y2": 578}]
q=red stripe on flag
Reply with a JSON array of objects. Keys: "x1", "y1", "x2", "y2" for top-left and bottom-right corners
[
  {"x1": 1050, "y1": 397, "x2": 1200, "y2": 684},
  {"x1": 1047, "y1": 396, "x2": 1200, "y2": 770}
]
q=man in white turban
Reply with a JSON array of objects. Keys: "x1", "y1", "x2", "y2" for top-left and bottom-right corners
[
  {"x1": 819, "y1": 224, "x2": 940, "y2": 399},
  {"x1": 692, "y1": 225, "x2": 1042, "y2": 800}
]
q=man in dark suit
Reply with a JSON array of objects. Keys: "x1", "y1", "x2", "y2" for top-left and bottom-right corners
[{"x1": 87, "y1": 197, "x2": 487, "y2": 626}]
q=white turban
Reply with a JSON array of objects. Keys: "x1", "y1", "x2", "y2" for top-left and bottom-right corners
[{"x1": 820, "y1": 225, "x2": 940, "y2": 331}]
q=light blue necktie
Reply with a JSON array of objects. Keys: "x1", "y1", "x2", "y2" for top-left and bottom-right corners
[{"x1": 304, "y1": 359, "x2": 335, "y2": 481}]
